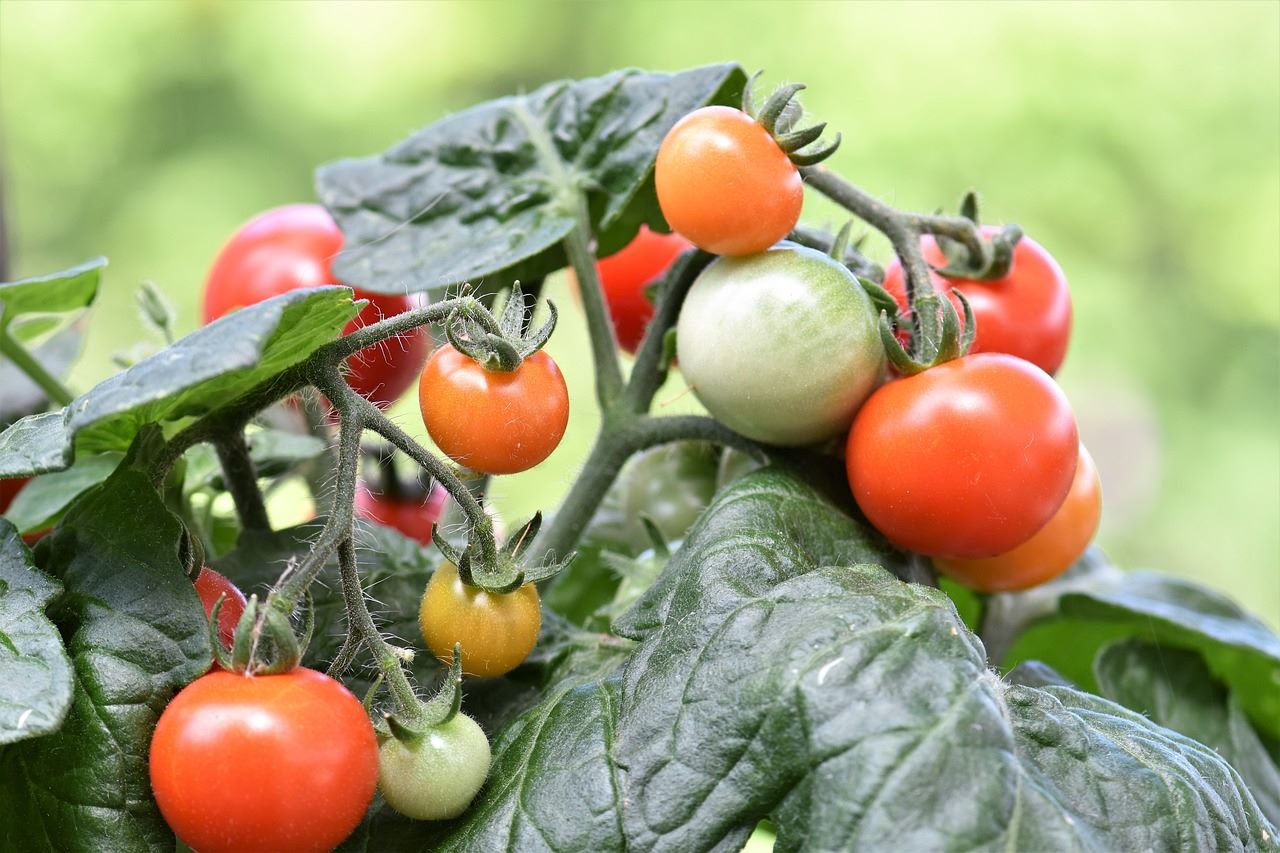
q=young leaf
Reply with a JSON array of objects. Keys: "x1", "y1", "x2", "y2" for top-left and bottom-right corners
[
  {"x1": 0, "y1": 520, "x2": 72, "y2": 745},
  {"x1": 2, "y1": 452, "x2": 124, "y2": 534},
  {"x1": 0, "y1": 287, "x2": 358, "y2": 478},
  {"x1": 0, "y1": 465, "x2": 210, "y2": 851},
  {"x1": 1095, "y1": 639, "x2": 1280, "y2": 826},
  {"x1": 0, "y1": 258, "x2": 104, "y2": 333},
  {"x1": 315, "y1": 65, "x2": 745, "y2": 297}
]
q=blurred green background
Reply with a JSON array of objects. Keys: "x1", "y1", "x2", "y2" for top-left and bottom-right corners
[{"x1": 2, "y1": 1, "x2": 1276, "y2": 626}]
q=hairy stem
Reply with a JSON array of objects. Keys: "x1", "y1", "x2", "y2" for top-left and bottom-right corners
[
  {"x1": 0, "y1": 328, "x2": 74, "y2": 406},
  {"x1": 562, "y1": 198, "x2": 625, "y2": 410},
  {"x1": 338, "y1": 536, "x2": 419, "y2": 717},
  {"x1": 215, "y1": 431, "x2": 271, "y2": 532}
]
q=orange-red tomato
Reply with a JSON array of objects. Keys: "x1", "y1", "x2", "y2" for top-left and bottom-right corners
[
  {"x1": 193, "y1": 566, "x2": 247, "y2": 653},
  {"x1": 355, "y1": 481, "x2": 448, "y2": 545},
  {"x1": 846, "y1": 353, "x2": 1078, "y2": 558},
  {"x1": 595, "y1": 226, "x2": 691, "y2": 352},
  {"x1": 935, "y1": 445, "x2": 1102, "y2": 592},
  {"x1": 656, "y1": 106, "x2": 801, "y2": 256},
  {"x1": 149, "y1": 668, "x2": 378, "y2": 853},
  {"x1": 202, "y1": 204, "x2": 428, "y2": 407},
  {"x1": 882, "y1": 228, "x2": 1072, "y2": 375},
  {"x1": 419, "y1": 562, "x2": 540, "y2": 678},
  {"x1": 417, "y1": 345, "x2": 568, "y2": 475}
]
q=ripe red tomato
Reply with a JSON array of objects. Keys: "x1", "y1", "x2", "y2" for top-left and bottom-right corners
[
  {"x1": 150, "y1": 668, "x2": 378, "y2": 853},
  {"x1": 419, "y1": 562, "x2": 540, "y2": 678},
  {"x1": 935, "y1": 444, "x2": 1101, "y2": 592},
  {"x1": 656, "y1": 106, "x2": 802, "y2": 256},
  {"x1": 846, "y1": 353, "x2": 1078, "y2": 558},
  {"x1": 0, "y1": 476, "x2": 29, "y2": 514},
  {"x1": 882, "y1": 228, "x2": 1072, "y2": 375},
  {"x1": 355, "y1": 481, "x2": 448, "y2": 544},
  {"x1": 417, "y1": 345, "x2": 569, "y2": 475},
  {"x1": 595, "y1": 226, "x2": 691, "y2": 352},
  {"x1": 193, "y1": 566, "x2": 247, "y2": 652},
  {"x1": 202, "y1": 204, "x2": 429, "y2": 406}
]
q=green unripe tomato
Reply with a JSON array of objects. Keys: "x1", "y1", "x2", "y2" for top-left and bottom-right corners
[
  {"x1": 378, "y1": 713, "x2": 492, "y2": 821},
  {"x1": 676, "y1": 243, "x2": 886, "y2": 446}
]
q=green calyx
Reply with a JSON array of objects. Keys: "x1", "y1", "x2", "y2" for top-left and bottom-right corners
[
  {"x1": 446, "y1": 282, "x2": 557, "y2": 372},
  {"x1": 386, "y1": 645, "x2": 464, "y2": 743},
  {"x1": 432, "y1": 511, "x2": 570, "y2": 594},
  {"x1": 210, "y1": 590, "x2": 315, "y2": 675},
  {"x1": 875, "y1": 287, "x2": 976, "y2": 376},
  {"x1": 741, "y1": 71, "x2": 841, "y2": 167},
  {"x1": 931, "y1": 191, "x2": 1024, "y2": 280}
]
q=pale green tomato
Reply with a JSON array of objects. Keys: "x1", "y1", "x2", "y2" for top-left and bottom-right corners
[
  {"x1": 378, "y1": 713, "x2": 491, "y2": 821},
  {"x1": 676, "y1": 243, "x2": 886, "y2": 446}
]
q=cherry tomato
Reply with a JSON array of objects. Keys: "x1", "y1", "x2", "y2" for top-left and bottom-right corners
[
  {"x1": 378, "y1": 713, "x2": 491, "y2": 820},
  {"x1": 882, "y1": 228, "x2": 1072, "y2": 375},
  {"x1": 149, "y1": 667, "x2": 378, "y2": 853},
  {"x1": 419, "y1": 562, "x2": 540, "y2": 678},
  {"x1": 656, "y1": 106, "x2": 801, "y2": 256},
  {"x1": 677, "y1": 243, "x2": 885, "y2": 445},
  {"x1": 935, "y1": 445, "x2": 1102, "y2": 592},
  {"x1": 202, "y1": 204, "x2": 429, "y2": 406},
  {"x1": 0, "y1": 476, "x2": 29, "y2": 514},
  {"x1": 355, "y1": 481, "x2": 448, "y2": 545},
  {"x1": 417, "y1": 345, "x2": 569, "y2": 475},
  {"x1": 594, "y1": 226, "x2": 691, "y2": 352},
  {"x1": 846, "y1": 353, "x2": 1078, "y2": 558},
  {"x1": 193, "y1": 566, "x2": 247, "y2": 652}
]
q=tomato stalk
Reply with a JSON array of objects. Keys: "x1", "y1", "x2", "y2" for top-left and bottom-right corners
[
  {"x1": 562, "y1": 198, "x2": 625, "y2": 409},
  {"x1": 0, "y1": 326, "x2": 74, "y2": 406},
  {"x1": 213, "y1": 431, "x2": 271, "y2": 532}
]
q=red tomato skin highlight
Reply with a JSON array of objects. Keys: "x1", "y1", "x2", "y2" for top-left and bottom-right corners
[
  {"x1": 149, "y1": 668, "x2": 378, "y2": 853},
  {"x1": 193, "y1": 566, "x2": 248, "y2": 651},
  {"x1": 655, "y1": 106, "x2": 802, "y2": 256},
  {"x1": 417, "y1": 345, "x2": 569, "y2": 475},
  {"x1": 595, "y1": 226, "x2": 691, "y2": 352},
  {"x1": 355, "y1": 481, "x2": 448, "y2": 544},
  {"x1": 846, "y1": 353, "x2": 1078, "y2": 558},
  {"x1": 882, "y1": 228, "x2": 1072, "y2": 375},
  {"x1": 935, "y1": 444, "x2": 1102, "y2": 592},
  {"x1": 202, "y1": 204, "x2": 428, "y2": 406}
]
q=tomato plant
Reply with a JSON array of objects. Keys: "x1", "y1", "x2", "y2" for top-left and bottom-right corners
[
  {"x1": 148, "y1": 668, "x2": 378, "y2": 853},
  {"x1": 594, "y1": 226, "x2": 691, "y2": 352},
  {"x1": 419, "y1": 561, "x2": 541, "y2": 678},
  {"x1": 656, "y1": 106, "x2": 801, "y2": 256},
  {"x1": 677, "y1": 243, "x2": 885, "y2": 445},
  {"x1": 202, "y1": 204, "x2": 429, "y2": 406},
  {"x1": 356, "y1": 481, "x2": 448, "y2": 544},
  {"x1": 846, "y1": 353, "x2": 1079, "y2": 557},
  {"x1": 418, "y1": 344, "x2": 568, "y2": 475},
  {"x1": 882, "y1": 229, "x2": 1072, "y2": 375},
  {"x1": 378, "y1": 712, "x2": 491, "y2": 820},
  {"x1": 935, "y1": 444, "x2": 1101, "y2": 592},
  {"x1": 192, "y1": 566, "x2": 247, "y2": 651}
]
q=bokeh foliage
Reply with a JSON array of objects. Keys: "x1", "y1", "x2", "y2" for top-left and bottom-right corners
[{"x1": 1, "y1": 0, "x2": 1275, "y2": 625}]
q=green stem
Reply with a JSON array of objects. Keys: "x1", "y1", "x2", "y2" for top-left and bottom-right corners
[
  {"x1": 623, "y1": 248, "x2": 714, "y2": 413},
  {"x1": 215, "y1": 431, "x2": 271, "y2": 532},
  {"x1": 337, "y1": 536, "x2": 420, "y2": 717},
  {"x1": 562, "y1": 198, "x2": 625, "y2": 410},
  {"x1": 0, "y1": 328, "x2": 73, "y2": 406}
]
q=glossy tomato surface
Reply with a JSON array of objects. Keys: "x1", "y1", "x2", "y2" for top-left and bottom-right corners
[
  {"x1": 418, "y1": 345, "x2": 568, "y2": 475},
  {"x1": 378, "y1": 713, "x2": 491, "y2": 820},
  {"x1": 149, "y1": 668, "x2": 378, "y2": 853},
  {"x1": 656, "y1": 106, "x2": 802, "y2": 256},
  {"x1": 846, "y1": 353, "x2": 1078, "y2": 557},
  {"x1": 677, "y1": 243, "x2": 885, "y2": 446},
  {"x1": 882, "y1": 228, "x2": 1072, "y2": 375},
  {"x1": 419, "y1": 562, "x2": 540, "y2": 678},
  {"x1": 935, "y1": 444, "x2": 1102, "y2": 591},
  {"x1": 202, "y1": 204, "x2": 428, "y2": 406},
  {"x1": 193, "y1": 566, "x2": 247, "y2": 651},
  {"x1": 595, "y1": 225, "x2": 691, "y2": 352},
  {"x1": 355, "y1": 481, "x2": 448, "y2": 545}
]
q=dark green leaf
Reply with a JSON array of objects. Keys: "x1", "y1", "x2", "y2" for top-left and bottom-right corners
[
  {"x1": 0, "y1": 287, "x2": 357, "y2": 478},
  {"x1": 1095, "y1": 639, "x2": 1280, "y2": 826},
  {"x1": 1004, "y1": 659, "x2": 1073, "y2": 689},
  {"x1": 613, "y1": 469, "x2": 1274, "y2": 851},
  {"x1": 316, "y1": 65, "x2": 744, "y2": 296},
  {"x1": 0, "y1": 465, "x2": 210, "y2": 852},
  {"x1": 0, "y1": 258, "x2": 104, "y2": 332},
  {"x1": 0, "y1": 520, "x2": 72, "y2": 745},
  {"x1": 3, "y1": 453, "x2": 124, "y2": 534}
]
